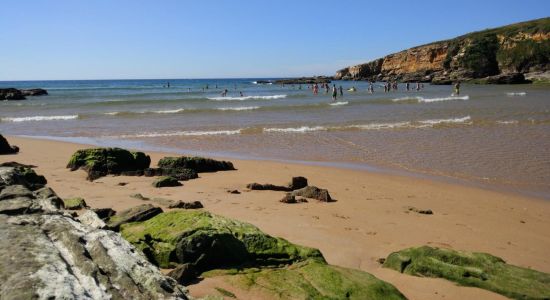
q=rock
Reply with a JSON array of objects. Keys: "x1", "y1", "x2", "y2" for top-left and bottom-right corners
[
  {"x1": 0, "y1": 88, "x2": 25, "y2": 100},
  {"x1": 0, "y1": 164, "x2": 47, "y2": 191},
  {"x1": 291, "y1": 186, "x2": 332, "y2": 202},
  {"x1": 288, "y1": 176, "x2": 308, "y2": 190},
  {"x1": 167, "y1": 263, "x2": 197, "y2": 285},
  {"x1": 158, "y1": 156, "x2": 235, "y2": 173},
  {"x1": 120, "y1": 210, "x2": 324, "y2": 270},
  {"x1": 227, "y1": 189, "x2": 241, "y2": 194},
  {"x1": 246, "y1": 182, "x2": 291, "y2": 192},
  {"x1": 483, "y1": 72, "x2": 530, "y2": 84},
  {"x1": 274, "y1": 76, "x2": 333, "y2": 84},
  {"x1": 406, "y1": 206, "x2": 433, "y2": 215},
  {"x1": 280, "y1": 193, "x2": 298, "y2": 204},
  {"x1": 130, "y1": 193, "x2": 150, "y2": 200},
  {"x1": 66, "y1": 148, "x2": 151, "y2": 181},
  {"x1": 20, "y1": 88, "x2": 48, "y2": 96},
  {"x1": 63, "y1": 197, "x2": 88, "y2": 210},
  {"x1": 377, "y1": 258, "x2": 386, "y2": 264},
  {"x1": 0, "y1": 164, "x2": 189, "y2": 299},
  {"x1": 107, "y1": 204, "x2": 163, "y2": 231},
  {"x1": 78, "y1": 209, "x2": 107, "y2": 229},
  {"x1": 117, "y1": 182, "x2": 128, "y2": 186},
  {"x1": 153, "y1": 176, "x2": 182, "y2": 188},
  {"x1": 92, "y1": 207, "x2": 117, "y2": 220},
  {"x1": 144, "y1": 167, "x2": 198, "y2": 181},
  {"x1": 383, "y1": 246, "x2": 550, "y2": 299},
  {"x1": 0, "y1": 135, "x2": 20, "y2": 155},
  {"x1": 168, "y1": 201, "x2": 203, "y2": 209}
]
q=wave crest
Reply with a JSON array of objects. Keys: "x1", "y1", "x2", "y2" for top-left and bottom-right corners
[
  {"x1": 208, "y1": 95, "x2": 286, "y2": 101},
  {"x1": 1, "y1": 115, "x2": 79, "y2": 122}
]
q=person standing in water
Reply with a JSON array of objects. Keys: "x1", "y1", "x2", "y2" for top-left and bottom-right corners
[
  {"x1": 339, "y1": 85, "x2": 343, "y2": 97},
  {"x1": 454, "y1": 81, "x2": 461, "y2": 95},
  {"x1": 332, "y1": 84, "x2": 337, "y2": 101},
  {"x1": 406, "y1": 82, "x2": 410, "y2": 91}
]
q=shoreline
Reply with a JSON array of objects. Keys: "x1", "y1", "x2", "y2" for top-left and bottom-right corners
[
  {"x1": 14, "y1": 133, "x2": 550, "y2": 201},
  {"x1": 3, "y1": 135, "x2": 550, "y2": 299}
]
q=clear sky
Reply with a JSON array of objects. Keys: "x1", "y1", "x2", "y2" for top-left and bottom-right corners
[{"x1": 1, "y1": 0, "x2": 549, "y2": 80}]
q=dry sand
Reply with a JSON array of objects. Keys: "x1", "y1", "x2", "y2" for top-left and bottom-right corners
[{"x1": 3, "y1": 136, "x2": 550, "y2": 300}]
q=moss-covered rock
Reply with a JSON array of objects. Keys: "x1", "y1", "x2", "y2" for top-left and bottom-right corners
[
  {"x1": 66, "y1": 148, "x2": 151, "y2": 181},
  {"x1": 158, "y1": 156, "x2": 235, "y2": 173},
  {"x1": 63, "y1": 197, "x2": 87, "y2": 210},
  {"x1": 152, "y1": 176, "x2": 182, "y2": 188},
  {"x1": 383, "y1": 246, "x2": 550, "y2": 299},
  {"x1": 207, "y1": 259, "x2": 406, "y2": 300},
  {"x1": 0, "y1": 162, "x2": 46, "y2": 191},
  {"x1": 120, "y1": 210, "x2": 324, "y2": 270},
  {"x1": 144, "y1": 167, "x2": 198, "y2": 181}
]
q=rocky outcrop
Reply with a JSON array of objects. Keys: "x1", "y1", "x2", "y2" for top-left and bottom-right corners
[
  {"x1": 168, "y1": 201, "x2": 203, "y2": 209},
  {"x1": 21, "y1": 88, "x2": 48, "y2": 96},
  {"x1": 0, "y1": 135, "x2": 19, "y2": 155},
  {"x1": 63, "y1": 197, "x2": 88, "y2": 210},
  {"x1": 67, "y1": 148, "x2": 151, "y2": 181},
  {"x1": 121, "y1": 210, "x2": 406, "y2": 299},
  {"x1": 335, "y1": 17, "x2": 550, "y2": 83},
  {"x1": 0, "y1": 164, "x2": 188, "y2": 299},
  {"x1": 0, "y1": 88, "x2": 48, "y2": 100},
  {"x1": 384, "y1": 246, "x2": 550, "y2": 299},
  {"x1": 144, "y1": 167, "x2": 198, "y2": 181},
  {"x1": 246, "y1": 182, "x2": 291, "y2": 191},
  {"x1": 274, "y1": 76, "x2": 333, "y2": 84}
]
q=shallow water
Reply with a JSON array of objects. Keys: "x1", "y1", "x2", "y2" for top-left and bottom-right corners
[{"x1": 1, "y1": 79, "x2": 549, "y2": 198}]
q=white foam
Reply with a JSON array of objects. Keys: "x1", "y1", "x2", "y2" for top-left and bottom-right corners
[
  {"x1": 349, "y1": 122, "x2": 411, "y2": 130},
  {"x1": 104, "y1": 112, "x2": 120, "y2": 116},
  {"x1": 497, "y1": 120, "x2": 519, "y2": 125},
  {"x1": 152, "y1": 108, "x2": 185, "y2": 114},
  {"x1": 506, "y1": 92, "x2": 526, "y2": 96},
  {"x1": 330, "y1": 101, "x2": 349, "y2": 106},
  {"x1": 217, "y1": 106, "x2": 260, "y2": 111},
  {"x1": 392, "y1": 96, "x2": 421, "y2": 102},
  {"x1": 417, "y1": 95, "x2": 469, "y2": 103},
  {"x1": 418, "y1": 116, "x2": 471, "y2": 125},
  {"x1": 264, "y1": 126, "x2": 327, "y2": 133},
  {"x1": 119, "y1": 129, "x2": 242, "y2": 138},
  {"x1": 1, "y1": 115, "x2": 79, "y2": 122},
  {"x1": 208, "y1": 95, "x2": 286, "y2": 101}
]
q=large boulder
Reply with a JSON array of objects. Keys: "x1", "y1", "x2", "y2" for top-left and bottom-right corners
[
  {"x1": 0, "y1": 162, "x2": 47, "y2": 191},
  {"x1": 107, "y1": 204, "x2": 163, "y2": 231},
  {"x1": 288, "y1": 176, "x2": 308, "y2": 190},
  {"x1": 291, "y1": 186, "x2": 333, "y2": 202},
  {"x1": 0, "y1": 88, "x2": 25, "y2": 100},
  {"x1": 0, "y1": 164, "x2": 188, "y2": 299},
  {"x1": 158, "y1": 156, "x2": 235, "y2": 173},
  {"x1": 483, "y1": 72, "x2": 530, "y2": 84},
  {"x1": 67, "y1": 148, "x2": 151, "y2": 181},
  {"x1": 120, "y1": 210, "x2": 324, "y2": 270},
  {"x1": 383, "y1": 246, "x2": 550, "y2": 299},
  {"x1": 0, "y1": 135, "x2": 19, "y2": 155}
]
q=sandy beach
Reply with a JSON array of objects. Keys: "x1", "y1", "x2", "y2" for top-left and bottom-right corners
[{"x1": 3, "y1": 135, "x2": 550, "y2": 300}]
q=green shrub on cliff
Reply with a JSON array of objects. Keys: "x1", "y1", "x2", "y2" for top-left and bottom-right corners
[
  {"x1": 383, "y1": 246, "x2": 550, "y2": 299},
  {"x1": 497, "y1": 39, "x2": 550, "y2": 73}
]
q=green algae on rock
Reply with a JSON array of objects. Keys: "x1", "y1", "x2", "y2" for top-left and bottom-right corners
[
  {"x1": 67, "y1": 148, "x2": 151, "y2": 181},
  {"x1": 152, "y1": 176, "x2": 182, "y2": 188},
  {"x1": 158, "y1": 156, "x2": 235, "y2": 173},
  {"x1": 62, "y1": 197, "x2": 87, "y2": 210},
  {"x1": 383, "y1": 246, "x2": 550, "y2": 300},
  {"x1": 120, "y1": 210, "x2": 323, "y2": 270},
  {"x1": 206, "y1": 259, "x2": 406, "y2": 300}
]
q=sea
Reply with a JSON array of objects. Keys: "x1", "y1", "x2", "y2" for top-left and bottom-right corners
[{"x1": 1, "y1": 79, "x2": 549, "y2": 199}]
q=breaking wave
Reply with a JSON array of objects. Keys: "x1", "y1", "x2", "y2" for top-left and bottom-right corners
[
  {"x1": 506, "y1": 92, "x2": 527, "y2": 96},
  {"x1": 217, "y1": 106, "x2": 260, "y2": 111},
  {"x1": 1, "y1": 115, "x2": 79, "y2": 122},
  {"x1": 392, "y1": 95, "x2": 470, "y2": 103},
  {"x1": 117, "y1": 129, "x2": 243, "y2": 138},
  {"x1": 329, "y1": 101, "x2": 349, "y2": 106},
  {"x1": 208, "y1": 95, "x2": 287, "y2": 101}
]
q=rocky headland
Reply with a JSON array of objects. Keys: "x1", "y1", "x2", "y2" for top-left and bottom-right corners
[
  {"x1": 274, "y1": 76, "x2": 333, "y2": 84},
  {"x1": 335, "y1": 18, "x2": 550, "y2": 84}
]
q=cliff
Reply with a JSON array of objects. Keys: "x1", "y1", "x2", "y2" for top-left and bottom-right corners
[{"x1": 335, "y1": 18, "x2": 550, "y2": 83}]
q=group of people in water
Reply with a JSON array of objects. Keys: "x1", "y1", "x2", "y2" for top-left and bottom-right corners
[{"x1": 306, "y1": 80, "x2": 432, "y2": 101}]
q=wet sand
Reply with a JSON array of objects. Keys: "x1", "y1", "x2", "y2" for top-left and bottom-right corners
[{"x1": 3, "y1": 135, "x2": 550, "y2": 300}]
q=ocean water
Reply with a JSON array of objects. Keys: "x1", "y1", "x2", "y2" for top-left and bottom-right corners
[{"x1": 1, "y1": 79, "x2": 549, "y2": 198}]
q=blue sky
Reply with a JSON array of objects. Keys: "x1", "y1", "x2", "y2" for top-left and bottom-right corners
[{"x1": 1, "y1": 0, "x2": 549, "y2": 80}]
